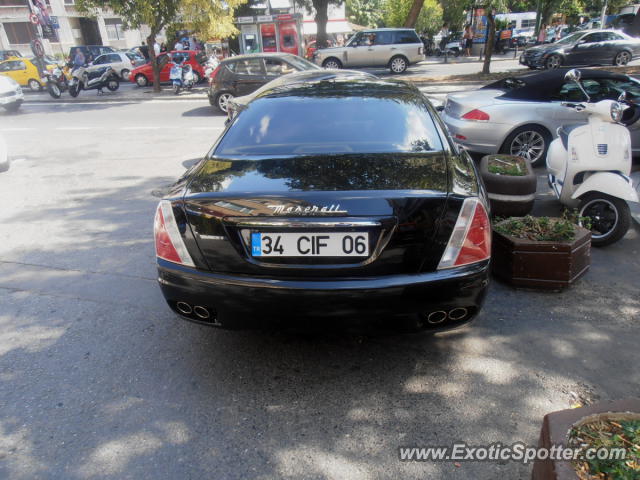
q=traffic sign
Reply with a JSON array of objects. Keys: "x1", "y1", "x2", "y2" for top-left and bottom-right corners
[{"x1": 29, "y1": 13, "x2": 39, "y2": 25}]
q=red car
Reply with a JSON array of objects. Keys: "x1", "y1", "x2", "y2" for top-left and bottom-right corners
[{"x1": 130, "y1": 50, "x2": 207, "y2": 86}]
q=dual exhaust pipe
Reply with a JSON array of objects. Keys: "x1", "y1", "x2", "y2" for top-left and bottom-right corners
[
  {"x1": 426, "y1": 307, "x2": 468, "y2": 325},
  {"x1": 176, "y1": 301, "x2": 211, "y2": 320}
]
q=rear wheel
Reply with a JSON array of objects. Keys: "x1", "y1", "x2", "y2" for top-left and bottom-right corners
[
  {"x1": 216, "y1": 92, "x2": 234, "y2": 113},
  {"x1": 322, "y1": 58, "x2": 342, "y2": 69},
  {"x1": 69, "y1": 83, "x2": 80, "y2": 97},
  {"x1": 120, "y1": 68, "x2": 130, "y2": 80},
  {"x1": 500, "y1": 124, "x2": 550, "y2": 166},
  {"x1": 173, "y1": 83, "x2": 181, "y2": 95},
  {"x1": 579, "y1": 193, "x2": 631, "y2": 247},
  {"x1": 389, "y1": 55, "x2": 408, "y2": 74},
  {"x1": 28, "y1": 78, "x2": 42, "y2": 91},
  {"x1": 614, "y1": 51, "x2": 631, "y2": 66},
  {"x1": 106, "y1": 77, "x2": 119, "y2": 91},
  {"x1": 135, "y1": 74, "x2": 148, "y2": 87},
  {"x1": 545, "y1": 54, "x2": 562, "y2": 69}
]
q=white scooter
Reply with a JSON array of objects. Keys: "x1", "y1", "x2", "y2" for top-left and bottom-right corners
[{"x1": 546, "y1": 69, "x2": 639, "y2": 246}]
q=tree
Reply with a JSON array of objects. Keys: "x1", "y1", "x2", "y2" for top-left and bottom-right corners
[
  {"x1": 169, "y1": 0, "x2": 246, "y2": 46},
  {"x1": 479, "y1": 0, "x2": 507, "y2": 74},
  {"x1": 346, "y1": 0, "x2": 384, "y2": 27},
  {"x1": 77, "y1": 0, "x2": 246, "y2": 92},
  {"x1": 385, "y1": 0, "x2": 443, "y2": 36},
  {"x1": 296, "y1": 0, "x2": 344, "y2": 48},
  {"x1": 404, "y1": 0, "x2": 424, "y2": 27}
]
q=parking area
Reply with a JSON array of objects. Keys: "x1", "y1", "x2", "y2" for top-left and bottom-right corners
[{"x1": 0, "y1": 99, "x2": 639, "y2": 479}]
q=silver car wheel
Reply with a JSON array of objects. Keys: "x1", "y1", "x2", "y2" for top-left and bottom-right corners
[
  {"x1": 615, "y1": 51, "x2": 631, "y2": 66},
  {"x1": 323, "y1": 59, "x2": 341, "y2": 69},
  {"x1": 545, "y1": 55, "x2": 561, "y2": 69},
  {"x1": 217, "y1": 93, "x2": 233, "y2": 113},
  {"x1": 509, "y1": 131, "x2": 545, "y2": 163},
  {"x1": 390, "y1": 57, "x2": 407, "y2": 73}
]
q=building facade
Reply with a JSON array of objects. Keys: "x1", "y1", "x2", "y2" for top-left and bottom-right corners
[{"x1": 0, "y1": 0, "x2": 148, "y2": 57}]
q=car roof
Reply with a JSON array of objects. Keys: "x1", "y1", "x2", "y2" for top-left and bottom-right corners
[
  {"x1": 222, "y1": 52, "x2": 298, "y2": 62},
  {"x1": 230, "y1": 70, "x2": 378, "y2": 108},
  {"x1": 484, "y1": 68, "x2": 630, "y2": 101}
]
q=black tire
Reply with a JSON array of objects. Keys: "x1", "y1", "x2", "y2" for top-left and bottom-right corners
[
  {"x1": 579, "y1": 193, "x2": 631, "y2": 247},
  {"x1": 173, "y1": 83, "x2": 180, "y2": 95},
  {"x1": 614, "y1": 50, "x2": 631, "y2": 66},
  {"x1": 3, "y1": 101, "x2": 21, "y2": 113},
  {"x1": 192, "y1": 71, "x2": 201, "y2": 84},
  {"x1": 106, "y1": 77, "x2": 119, "y2": 91},
  {"x1": 69, "y1": 83, "x2": 80, "y2": 98},
  {"x1": 120, "y1": 69, "x2": 130, "y2": 80},
  {"x1": 47, "y1": 82, "x2": 62, "y2": 99},
  {"x1": 545, "y1": 54, "x2": 562, "y2": 69},
  {"x1": 135, "y1": 74, "x2": 148, "y2": 87},
  {"x1": 322, "y1": 57, "x2": 342, "y2": 69},
  {"x1": 499, "y1": 124, "x2": 551, "y2": 166},
  {"x1": 389, "y1": 55, "x2": 408, "y2": 74}
]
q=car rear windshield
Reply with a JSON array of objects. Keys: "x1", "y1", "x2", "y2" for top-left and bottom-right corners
[
  {"x1": 282, "y1": 55, "x2": 319, "y2": 71},
  {"x1": 215, "y1": 92, "x2": 444, "y2": 156}
]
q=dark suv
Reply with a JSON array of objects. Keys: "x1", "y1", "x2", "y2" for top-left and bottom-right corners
[{"x1": 207, "y1": 53, "x2": 319, "y2": 113}]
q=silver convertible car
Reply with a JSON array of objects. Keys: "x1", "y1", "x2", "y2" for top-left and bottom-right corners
[{"x1": 440, "y1": 68, "x2": 640, "y2": 165}]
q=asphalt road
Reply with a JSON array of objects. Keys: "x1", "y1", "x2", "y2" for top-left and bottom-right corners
[{"x1": 0, "y1": 100, "x2": 639, "y2": 480}]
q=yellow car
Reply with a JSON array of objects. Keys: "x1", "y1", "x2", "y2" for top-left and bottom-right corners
[{"x1": 0, "y1": 58, "x2": 44, "y2": 91}]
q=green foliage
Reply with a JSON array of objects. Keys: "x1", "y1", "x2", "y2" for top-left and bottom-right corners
[
  {"x1": 384, "y1": 0, "x2": 443, "y2": 36},
  {"x1": 346, "y1": 0, "x2": 384, "y2": 27},
  {"x1": 494, "y1": 211, "x2": 589, "y2": 242},
  {"x1": 569, "y1": 418, "x2": 640, "y2": 478},
  {"x1": 487, "y1": 155, "x2": 527, "y2": 176}
]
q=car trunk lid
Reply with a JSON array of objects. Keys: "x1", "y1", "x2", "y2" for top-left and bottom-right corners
[{"x1": 444, "y1": 89, "x2": 502, "y2": 119}]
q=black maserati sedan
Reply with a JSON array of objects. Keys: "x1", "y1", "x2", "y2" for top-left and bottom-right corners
[{"x1": 154, "y1": 74, "x2": 491, "y2": 331}]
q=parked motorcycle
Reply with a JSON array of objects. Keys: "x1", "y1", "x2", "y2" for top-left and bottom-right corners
[
  {"x1": 169, "y1": 61, "x2": 196, "y2": 95},
  {"x1": 546, "y1": 69, "x2": 640, "y2": 246},
  {"x1": 68, "y1": 65, "x2": 119, "y2": 97},
  {"x1": 43, "y1": 66, "x2": 69, "y2": 99}
]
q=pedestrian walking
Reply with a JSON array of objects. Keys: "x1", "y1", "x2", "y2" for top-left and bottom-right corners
[
  {"x1": 463, "y1": 24, "x2": 474, "y2": 56},
  {"x1": 537, "y1": 24, "x2": 547, "y2": 45}
]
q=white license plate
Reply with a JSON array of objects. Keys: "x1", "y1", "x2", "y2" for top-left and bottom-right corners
[{"x1": 251, "y1": 232, "x2": 369, "y2": 257}]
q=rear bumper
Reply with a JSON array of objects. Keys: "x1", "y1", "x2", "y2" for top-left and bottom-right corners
[
  {"x1": 157, "y1": 258, "x2": 490, "y2": 329},
  {"x1": 440, "y1": 112, "x2": 509, "y2": 154}
]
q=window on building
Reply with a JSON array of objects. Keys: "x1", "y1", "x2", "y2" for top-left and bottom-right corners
[
  {"x1": 104, "y1": 18, "x2": 124, "y2": 41},
  {"x1": 63, "y1": 0, "x2": 75, "y2": 5},
  {"x1": 521, "y1": 19, "x2": 536, "y2": 28},
  {"x1": 4, "y1": 22, "x2": 32, "y2": 44},
  {"x1": 0, "y1": 0, "x2": 28, "y2": 5}
]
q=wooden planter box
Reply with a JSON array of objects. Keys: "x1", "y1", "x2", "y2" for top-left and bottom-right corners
[
  {"x1": 492, "y1": 222, "x2": 591, "y2": 290},
  {"x1": 532, "y1": 398, "x2": 640, "y2": 480}
]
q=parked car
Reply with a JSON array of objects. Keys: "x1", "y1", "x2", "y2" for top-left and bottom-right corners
[
  {"x1": 88, "y1": 51, "x2": 138, "y2": 80},
  {"x1": 208, "y1": 52, "x2": 320, "y2": 113},
  {"x1": 130, "y1": 50, "x2": 207, "y2": 87},
  {"x1": 0, "y1": 50, "x2": 22, "y2": 61},
  {"x1": 313, "y1": 28, "x2": 425, "y2": 73},
  {"x1": 440, "y1": 68, "x2": 640, "y2": 165},
  {"x1": 0, "y1": 57, "x2": 44, "y2": 91},
  {"x1": 519, "y1": 29, "x2": 640, "y2": 69},
  {"x1": 154, "y1": 72, "x2": 490, "y2": 331},
  {"x1": 0, "y1": 75, "x2": 23, "y2": 112},
  {"x1": 67, "y1": 45, "x2": 117, "y2": 63}
]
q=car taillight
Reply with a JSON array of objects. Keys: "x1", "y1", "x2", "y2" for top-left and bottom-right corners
[
  {"x1": 438, "y1": 198, "x2": 491, "y2": 269},
  {"x1": 419, "y1": 46, "x2": 423, "y2": 55},
  {"x1": 154, "y1": 201, "x2": 195, "y2": 267},
  {"x1": 461, "y1": 109, "x2": 490, "y2": 121}
]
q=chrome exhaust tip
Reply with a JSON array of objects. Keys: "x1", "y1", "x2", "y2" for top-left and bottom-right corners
[
  {"x1": 193, "y1": 306, "x2": 210, "y2": 320},
  {"x1": 448, "y1": 308, "x2": 468, "y2": 321},
  {"x1": 427, "y1": 310, "x2": 448, "y2": 324},
  {"x1": 176, "y1": 302, "x2": 193, "y2": 315}
]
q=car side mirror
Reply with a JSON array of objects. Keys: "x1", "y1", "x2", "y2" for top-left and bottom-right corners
[
  {"x1": 619, "y1": 91, "x2": 628, "y2": 102},
  {"x1": 564, "y1": 69, "x2": 581, "y2": 83}
]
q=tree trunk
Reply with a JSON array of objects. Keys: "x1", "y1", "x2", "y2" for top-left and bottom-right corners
[
  {"x1": 313, "y1": 0, "x2": 329, "y2": 49},
  {"x1": 404, "y1": 0, "x2": 424, "y2": 28},
  {"x1": 147, "y1": 31, "x2": 161, "y2": 93},
  {"x1": 482, "y1": 10, "x2": 495, "y2": 74}
]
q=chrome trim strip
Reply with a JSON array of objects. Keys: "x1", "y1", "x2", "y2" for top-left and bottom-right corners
[{"x1": 227, "y1": 217, "x2": 381, "y2": 228}]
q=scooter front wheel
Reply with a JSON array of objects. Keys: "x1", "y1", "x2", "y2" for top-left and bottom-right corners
[
  {"x1": 69, "y1": 84, "x2": 80, "y2": 98},
  {"x1": 173, "y1": 83, "x2": 181, "y2": 95},
  {"x1": 48, "y1": 82, "x2": 62, "y2": 99},
  {"x1": 579, "y1": 193, "x2": 631, "y2": 247}
]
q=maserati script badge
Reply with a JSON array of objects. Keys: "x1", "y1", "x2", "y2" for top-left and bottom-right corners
[{"x1": 267, "y1": 204, "x2": 348, "y2": 215}]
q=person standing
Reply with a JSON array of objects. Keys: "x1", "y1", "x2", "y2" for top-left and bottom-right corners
[
  {"x1": 153, "y1": 41, "x2": 161, "y2": 56},
  {"x1": 537, "y1": 24, "x2": 547, "y2": 45},
  {"x1": 438, "y1": 23, "x2": 449, "y2": 51},
  {"x1": 174, "y1": 39, "x2": 184, "y2": 51},
  {"x1": 72, "y1": 48, "x2": 85, "y2": 70},
  {"x1": 463, "y1": 24, "x2": 474, "y2": 56}
]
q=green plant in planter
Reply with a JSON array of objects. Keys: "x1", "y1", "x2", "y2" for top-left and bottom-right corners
[
  {"x1": 493, "y1": 211, "x2": 591, "y2": 242},
  {"x1": 486, "y1": 155, "x2": 527, "y2": 176}
]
